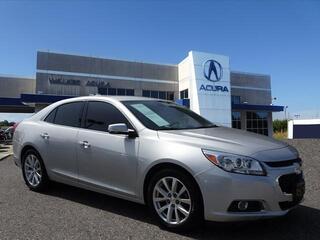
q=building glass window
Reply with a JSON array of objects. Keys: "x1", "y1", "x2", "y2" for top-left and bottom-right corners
[
  {"x1": 159, "y1": 91, "x2": 166, "y2": 100},
  {"x1": 232, "y1": 112, "x2": 241, "y2": 129},
  {"x1": 231, "y1": 95, "x2": 241, "y2": 104},
  {"x1": 246, "y1": 111, "x2": 268, "y2": 136},
  {"x1": 142, "y1": 90, "x2": 150, "y2": 97},
  {"x1": 98, "y1": 88, "x2": 134, "y2": 96},
  {"x1": 151, "y1": 91, "x2": 159, "y2": 98},
  {"x1": 126, "y1": 89, "x2": 134, "y2": 96},
  {"x1": 98, "y1": 88, "x2": 108, "y2": 95},
  {"x1": 142, "y1": 90, "x2": 175, "y2": 101},
  {"x1": 167, "y1": 92, "x2": 174, "y2": 101},
  {"x1": 180, "y1": 89, "x2": 189, "y2": 99},
  {"x1": 117, "y1": 88, "x2": 126, "y2": 96},
  {"x1": 107, "y1": 88, "x2": 117, "y2": 96}
]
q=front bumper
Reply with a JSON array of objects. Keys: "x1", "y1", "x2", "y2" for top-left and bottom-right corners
[{"x1": 196, "y1": 163, "x2": 304, "y2": 222}]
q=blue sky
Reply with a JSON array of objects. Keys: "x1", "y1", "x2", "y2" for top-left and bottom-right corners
[{"x1": 0, "y1": 0, "x2": 320, "y2": 121}]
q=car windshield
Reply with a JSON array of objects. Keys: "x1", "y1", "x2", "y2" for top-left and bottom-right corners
[{"x1": 122, "y1": 100, "x2": 216, "y2": 130}]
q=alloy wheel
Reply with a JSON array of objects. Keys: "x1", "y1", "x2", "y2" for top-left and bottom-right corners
[
  {"x1": 24, "y1": 154, "x2": 42, "y2": 187},
  {"x1": 152, "y1": 177, "x2": 192, "y2": 225}
]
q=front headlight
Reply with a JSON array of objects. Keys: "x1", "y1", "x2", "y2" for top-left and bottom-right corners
[{"x1": 202, "y1": 149, "x2": 266, "y2": 176}]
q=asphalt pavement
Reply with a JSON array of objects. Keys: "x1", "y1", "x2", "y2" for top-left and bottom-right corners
[{"x1": 0, "y1": 139, "x2": 319, "y2": 240}]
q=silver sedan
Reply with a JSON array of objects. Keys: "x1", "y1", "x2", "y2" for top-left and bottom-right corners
[{"x1": 13, "y1": 96, "x2": 305, "y2": 230}]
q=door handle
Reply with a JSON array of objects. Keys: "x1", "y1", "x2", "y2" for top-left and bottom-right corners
[
  {"x1": 40, "y1": 133, "x2": 50, "y2": 140},
  {"x1": 79, "y1": 140, "x2": 90, "y2": 149}
]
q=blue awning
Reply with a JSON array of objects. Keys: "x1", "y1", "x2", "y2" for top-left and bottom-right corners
[
  {"x1": 0, "y1": 97, "x2": 35, "y2": 113},
  {"x1": 232, "y1": 103, "x2": 284, "y2": 112},
  {"x1": 21, "y1": 94, "x2": 75, "y2": 103},
  {"x1": 175, "y1": 99, "x2": 190, "y2": 108},
  {"x1": 0, "y1": 97, "x2": 26, "y2": 106}
]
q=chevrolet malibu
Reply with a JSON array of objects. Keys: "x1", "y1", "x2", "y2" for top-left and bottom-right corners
[{"x1": 13, "y1": 96, "x2": 305, "y2": 230}]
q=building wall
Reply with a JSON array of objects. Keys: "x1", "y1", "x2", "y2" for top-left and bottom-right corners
[
  {"x1": 230, "y1": 72, "x2": 273, "y2": 136},
  {"x1": 230, "y1": 71, "x2": 272, "y2": 105},
  {"x1": 0, "y1": 75, "x2": 35, "y2": 98},
  {"x1": 36, "y1": 72, "x2": 178, "y2": 98},
  {"x1": 36, "y1": 52, "x2": 272, "y2": 106},
  {"x1": 36, "y1": 51, "x2": 179, "y2": 99}
]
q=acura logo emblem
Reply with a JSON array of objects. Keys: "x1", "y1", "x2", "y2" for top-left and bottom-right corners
[{"x1": 203, "y1": 60, "x2": 223, "y2": 82}]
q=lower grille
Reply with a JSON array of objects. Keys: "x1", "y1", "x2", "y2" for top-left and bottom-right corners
[
  {"x1": 278, "y1": 173, "x2": 303, "y2": 194},
  {"x1": 278, "y1": 173, "x2": 305, "y2": 210}
]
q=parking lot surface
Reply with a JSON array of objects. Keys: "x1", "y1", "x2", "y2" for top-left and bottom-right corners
[{"x1": 0, "y1": 139, "x2": 320, "y2": 240}]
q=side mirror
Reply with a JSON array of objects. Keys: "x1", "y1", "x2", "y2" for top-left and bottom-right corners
[{"x1": 108, "y1": 123, "x2": 138, "y2": 138}]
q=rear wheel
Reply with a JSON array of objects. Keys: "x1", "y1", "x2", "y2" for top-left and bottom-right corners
[
  {"x1": 147, "y1": 168, "x2": 203, "y2": 230},
  {"x1": 22, "y1": 149, "x2": 49, "y2": 192}
]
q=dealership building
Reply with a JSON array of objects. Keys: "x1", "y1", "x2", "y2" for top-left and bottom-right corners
[{"x1": 0, "y1": 50, "x2": 284, "y2": 136}]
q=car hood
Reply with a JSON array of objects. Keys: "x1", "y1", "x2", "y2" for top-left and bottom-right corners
[{"x1": 157, "y1": 127, "x2": 297, "y2": 161}]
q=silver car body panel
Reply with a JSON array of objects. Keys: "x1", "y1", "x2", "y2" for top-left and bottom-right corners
[{"x1": 13, "y1": 96, "x2": 302, "y2": 221}]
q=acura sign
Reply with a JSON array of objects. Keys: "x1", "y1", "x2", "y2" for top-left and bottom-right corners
[
  {"x1": 200, "y1": 59, "x2": 228, "y2": 92},
  {"x1": 203, "y1": 60, "x2": 223, "y2": 82}
]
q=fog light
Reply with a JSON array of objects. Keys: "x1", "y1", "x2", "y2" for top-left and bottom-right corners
[
  {"x1": 237, "y1": 201, "x2": 249, "y2": 211},
  {"x1": 228, "y1": 200, "x2": 264, "y2": 212}
]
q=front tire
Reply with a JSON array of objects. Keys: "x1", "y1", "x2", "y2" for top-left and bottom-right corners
[
  {"x1": 22, "y1": 149, "x2": 49, "y2": 192},
  {"x1": 147, "y1": 168, "x2": 203, "y2": 230}
]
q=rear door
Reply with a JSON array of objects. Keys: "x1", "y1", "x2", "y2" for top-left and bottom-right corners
[
  {"x1": 77, "y1": 101, "x2": 139, "y2": 197},
  {"x1": 42, "y1": 101, "x2": 85, "y2": 182}
]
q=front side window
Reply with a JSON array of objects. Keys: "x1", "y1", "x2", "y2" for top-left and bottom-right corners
[
  {"x1": 122, "y1": 100, "x2": 216, "y2": 130},
  {"x1": 53, "y1": 102, "x2": 84, "y2": 127},
  {"x1": 84, "y1": 101, "x2": 132, "y2": 132}
]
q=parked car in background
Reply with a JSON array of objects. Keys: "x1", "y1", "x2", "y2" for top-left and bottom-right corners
[
  {"x1": 13, "y1": 96, "x2": 305, "y2": 230},
  {"x1": 4, "y1": 126, "x2": 14, "y2": 140},
  {"x1": 12, "y1": 122, "x2": 19, "y2": 132},
  {"x1": 0, "y1": 129, "x2": 7, "y2": 142}
]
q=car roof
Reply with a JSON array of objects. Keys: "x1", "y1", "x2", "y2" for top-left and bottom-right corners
[{"x1": 63, "y1": 95, "x2": 166, "y2": 102}]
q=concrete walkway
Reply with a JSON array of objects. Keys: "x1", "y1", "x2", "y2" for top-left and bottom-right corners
[{"x1": 0, "y1": 143, "x2": 13, "y2": 160}]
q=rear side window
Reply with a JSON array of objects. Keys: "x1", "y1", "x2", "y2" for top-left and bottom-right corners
[
  {"x1": 84, "y1": 101, "x2": 132, "y2": 132},
  {"x1": 53, "y1": 102, "x2": 84, "y2": 128},
  {"x1": 44, "y1": 108, "x2": 57, "y2": 123}
]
